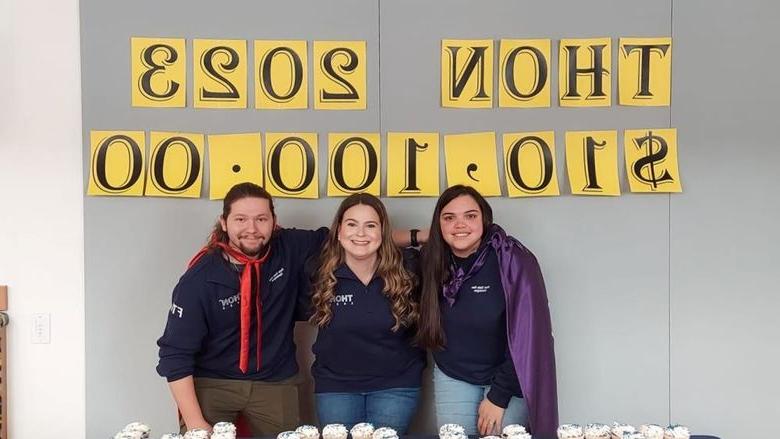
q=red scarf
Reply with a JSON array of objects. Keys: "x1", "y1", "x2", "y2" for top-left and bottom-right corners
[{"x1": 189, "y1": 242, "x2": 271, "y2": 374}]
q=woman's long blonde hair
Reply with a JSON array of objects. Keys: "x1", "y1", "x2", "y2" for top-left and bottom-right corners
[{"x1": 309, "y1": 193, "x2": 418, "y2": 331}]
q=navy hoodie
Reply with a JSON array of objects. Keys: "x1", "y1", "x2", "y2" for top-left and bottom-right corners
[
  {"x1": 433, "y1": 246, "x2": 523, "y2": 408},
  {"x1": 156, "y1": 227, "x2": 328, "y2": 382},
  {"x1": 311, "y1": 250, "x2": 425, "y2": 393}
]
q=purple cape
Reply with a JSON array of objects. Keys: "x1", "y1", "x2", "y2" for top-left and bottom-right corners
[{"x1": 443, "y1": 224, "x2": 559, "y2": 435}]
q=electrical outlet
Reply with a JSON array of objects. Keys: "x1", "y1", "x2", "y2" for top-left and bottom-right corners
[{"x1": 32, "y1": 313, "x2": 51, "y2": 344}]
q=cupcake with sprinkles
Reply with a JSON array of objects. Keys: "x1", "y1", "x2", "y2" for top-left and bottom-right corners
[
  {"x1": 502, "y1": 424, "x2": 527, "y2": 438},
  {"x1": 663, "y1": 425, "x2": 690, "y2": 439},
  {"x1": 440, "y1": 423, "x2": 466, "y2": 439},
  {"x1": 610, "y1": 423, "x2": 636, "y2": 439},
  {"x1": 296, "y1": 425, "x2": 320, "y2": 439},
  {"x1": 584, "y1": 423, "x2": 610, "y2": 439},
  {"x1": 183, "y1": 429, "x2": 210, "y2": 439},
  {"x1": 558, "y1": 424, "x2": 584, "y2": 439},
  {"x1": 211, "y1": 422, "x2": 237, "y2": 439},
  {"x1": 639, "y1": 424, "x2": 664, "y2": 439},
  {"x1": 322, "y1": 424, "x2": 348, "y2": 439},
  {"x1": 373, "y1": 427, "x2": 399, "y2": 439},
  {"x1": 350, "y1": 423, "x2": 375, "y2": 439}
]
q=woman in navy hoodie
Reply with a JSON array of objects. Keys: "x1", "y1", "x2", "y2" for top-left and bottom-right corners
[
  {"x1": 309, "y1": 193, "x2": 425, "y2": 433},
  {"x1": 416, "y1": 185, "x2": 558, "y2": 437}
]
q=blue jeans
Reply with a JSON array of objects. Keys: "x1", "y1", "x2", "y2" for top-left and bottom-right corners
[
  {"x1": 315, "y1": 387, "x2": 421, "y2": 433},
  {"x1": 433, "y1": 366, "x2": 528, "y2": 436}
]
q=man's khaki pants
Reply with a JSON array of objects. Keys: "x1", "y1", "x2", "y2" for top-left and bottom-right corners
[{"x1": 182, "y1": 376, "x2": 301, "y2": 435}]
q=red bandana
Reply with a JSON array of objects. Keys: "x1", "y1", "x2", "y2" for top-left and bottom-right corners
[{"x1": 189, "y1": 242, "x2": 271, "y2": 374}]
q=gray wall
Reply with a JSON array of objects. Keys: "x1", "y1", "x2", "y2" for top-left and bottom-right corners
[{"x1": 80, "y1": 1, "x2": 779, "y2": 438}]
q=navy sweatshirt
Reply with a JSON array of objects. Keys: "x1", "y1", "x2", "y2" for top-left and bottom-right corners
[
  {"x1": 311, "y1": 251, "x2": 425, "y2": 393},
  {"x1": 156, "y1": 227, "x2": 328, "y2": 382},
  {"x1": 433, "y1": 247, "x2": 523, "y2": 408}
]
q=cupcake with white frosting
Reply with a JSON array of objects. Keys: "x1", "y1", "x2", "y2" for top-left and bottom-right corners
[
  {"x1": 610, "y1": 423, "x2": 636, "y2": 439},
  {"x1": 122, "y1": 422, "x2": 151, "y2": 439},
  {"x1": 663, "y1": 425, "x2": 690, "y2": 439},
  {"x1": 350, "y1": 423, "x2": 375, "y2": 439},
  {"x1": 440, "y1": 423, "x2": 466, "y2": 439},
  {"x1": 322, "y1": 424, "x2": 348, "y2": 439},
  {"x1": 623, "y1": 433, "x2": 646, "y2": 439},
  {"x1": 372, "y1": 427, "x2": 399, "y2": 439},
  {"x1": 584, "y1": 423, "x2": 610, "y2": 439},
  {"x1": 558, "y1": 424, "x2": 584, "y2": 439},
  {"x1": 501, "y1": 424, "x2": 528, "y2": 439},
  {"x1": 277, "y1": 431, "x2": 303, "y2": 439},
  {"x1": 639, "y1": 424, "x2": 664, "y2": 439},
  {"x1": 296, "y1": 425, "x2": 320, "y2": 439},
  {"x1": 183, "y1": 429, "x2": 210, "y2": 439},
  {"x1": 211, "y1": 422, "x2": 237, "y2": 439}
]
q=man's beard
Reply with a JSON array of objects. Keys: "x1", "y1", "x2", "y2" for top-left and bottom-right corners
[{"x1": 236, "y1": 240, "x2": 269, "y2": 258}]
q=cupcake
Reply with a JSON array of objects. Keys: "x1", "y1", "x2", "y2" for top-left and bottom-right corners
[
  {"x1": 322, "y1": 424, "x2": 349, "y2": 439},
  {"x1": 558, "y1": 424, "x2": 584, "y2": 439},
  {"x1": 351, "y1": 423, "x2": 375, "y2": 439},
  {"x1": 122, "y1": 422, "x2": 151, "y2": 439},
  {"x1": 502, "y1": 424, "x2": 527, "y2": 438},
  {"x1": 372, "y1": 427, "x2": 399, "y2": 439},
  {"x1": 183, "y1": 429, "x2": 210, "y2": 439},
  {"x1": 663, "y1": 425, "x2": 690, "y2": 439},
  {"x1": 160, "y1": 435, "x2": 183, "y2": 439},
  {"x1": 623, "y1": 433, "x2": 646, "y2": 439},
  {"x1": 639, "y1": 424, "x2": 664, "y2": 439},
  {"x1": 212, "y1": 422, "x2": 237, "y2": 439},
  {"x1": 440, "y1": 423, "x2": 466, "y2": 439},
  {"x1": 584, "y1": 423, "x2": 610, "y2": 439},
  {"x1": 296, "y1": 425, "x2": 320, "y2": 439},
  {"x1": 610, "y1": 423, "x2": 636, "y2": 439},
  {"x1": 278, "y1": 432, "x2": 303, "y2": 439},
  {"x1": 114, "y1": 433, "x2": 145, "y2": 439}
]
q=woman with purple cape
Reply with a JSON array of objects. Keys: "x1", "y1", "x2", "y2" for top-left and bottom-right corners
[{"x1": 416, "y1": 185, "x2": 558, "y2": 437}]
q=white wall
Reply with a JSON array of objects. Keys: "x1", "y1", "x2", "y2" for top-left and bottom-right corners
[{"x1": 0, "y1": 0, "x2": 86, "y2": 438}]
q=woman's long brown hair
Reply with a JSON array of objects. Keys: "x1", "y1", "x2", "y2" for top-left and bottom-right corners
[
  {"x1": 309, "y1": 193, "x2": 418, "y2": 331},
  {"x1": 416, "y1": 185, "x2": 493, "y2": 350}
]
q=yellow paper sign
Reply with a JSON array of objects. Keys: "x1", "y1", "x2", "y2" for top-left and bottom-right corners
[
  {"x1": 624, "y1": 128, "x2": 682, "y2": 192},
  {"x1": 503, "y1": 131, "x2": 560, "y2": 197},
  {"x1": 314, "y1": 41, "x2": 367, "y2": 110},
  {"x1": 443, "y1": 132, "x2": 501, "y2": 196},
  {"x1": 193, "y1": 39, "x2": 247, "y2": 109},
  {"x1": 265, "y1": 133, "x2": 319, "y2": 199},
  {"x1": 441, "y1": 39, "x2": 494, "y2": 108},
  {"x1": 327, "y1": 133, "x2": 380, "y2": 196},
  {"x1": 208, "y1": 133, "x2": 263, "y2": 200},
  {"x1": 619, "y1": 37, "x2": 672, "y2": 106},
  {"x1": 88, "y1": 131, "x2": 147, "y2": 196},
  {"x1": 130, "y1": 37, "x2": 186, "y2": 107},
  {"x1": 559, "y1": 38, "x2": 612, "y2": 107},
  {"x1": 145, "y1": 132, "x2": 205, "y2": 198},
  {"x1": 499, "y1": 39, "x2": 551, "y2": 108},
  {"x1": 565, "y1": 130, "x2": 620, "y2": 196},
  {"x1": 386, "y1": 133, "x2": 440, "y2": 197},
  {"x1": 255, "y1": 41, "x2": 308, "y2": 109}
]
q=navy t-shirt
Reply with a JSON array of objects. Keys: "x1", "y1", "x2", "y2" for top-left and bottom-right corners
[
  {"x1": 433, "y1": 247, "x2": 522, "y2": 407},
  {"x1": 311, "y1": 252, "x2": 425, "y2": 393},
  {"x1": 156, "y1": 227, "x2": 328, "y2": 382}
]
